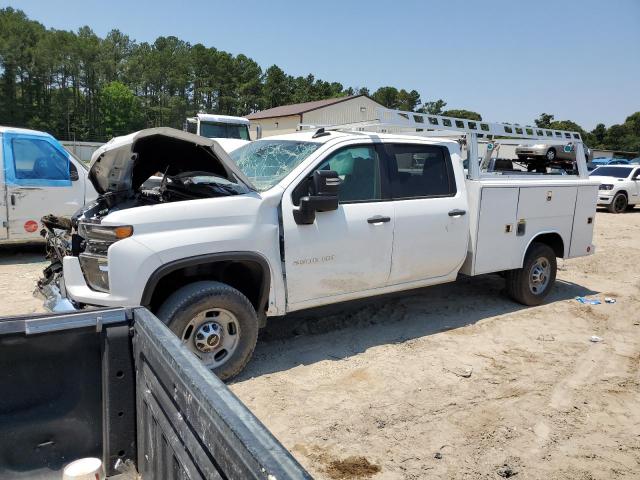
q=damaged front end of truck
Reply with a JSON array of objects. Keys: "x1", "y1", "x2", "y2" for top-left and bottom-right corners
[{"x1": 35, "y1": 127, "x2": 255, "y2": 310}]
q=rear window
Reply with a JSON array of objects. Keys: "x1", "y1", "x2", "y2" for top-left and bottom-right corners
[
  {"x1": 590, "y1": 166, "x2": 633, "y2": 178},
  {"x1": 385, "y1": 144, "x2": 456, "y2": 198}
]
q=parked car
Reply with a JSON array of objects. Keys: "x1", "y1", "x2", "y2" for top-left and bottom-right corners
[
  {"x1": 516, "y1": 142, "x2": 592, "y2": 172},
  {"x1": 37, "y1": 124, "x2": 598, "y2": 380},
  {"x1": 0, "y1": 126, "x2": 97, "y2": 243},
  {"x1": 590, "y1": 164, "x2": 640, "y2": 213}
]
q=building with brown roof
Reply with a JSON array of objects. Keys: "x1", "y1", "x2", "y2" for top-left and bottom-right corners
[{"x1": 246, "y1": 94, "x2": 384, "y2": 138}]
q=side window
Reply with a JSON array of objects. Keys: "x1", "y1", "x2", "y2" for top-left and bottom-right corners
[
  {"x1": 386, "y1": 144, "x2": 456, "y2": 199},
  {"x1": 11, "y1": 137, "x2": 70, "y2": 181},
  {"x1": 294, "y1": 145, "x2": 382, "y2": 204}
]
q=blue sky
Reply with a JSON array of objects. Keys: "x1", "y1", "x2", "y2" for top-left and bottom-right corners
[{"x1": 6, "y1": 0, "x2": 639, "y2": 130}]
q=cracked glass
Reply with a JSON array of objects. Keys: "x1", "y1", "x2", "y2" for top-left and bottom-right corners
[{"x1": 231, "y1": 140, "x2": 321, "y2": 191}]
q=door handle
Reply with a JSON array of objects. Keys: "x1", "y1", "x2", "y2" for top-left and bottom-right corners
[
  {"x1": 10, "y1": 194, "x2": 15, "y2": 206},
  {"x1": 448, "y1": 209, "x2": 466, "y2": 217},
  {"x1": 367, "y1": 215, "x2": 391, "y2": 224}
]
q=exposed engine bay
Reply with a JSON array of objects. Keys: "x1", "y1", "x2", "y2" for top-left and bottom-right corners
[{"x1": 36, "y1": 128, "x2": 254, "y2": 307}]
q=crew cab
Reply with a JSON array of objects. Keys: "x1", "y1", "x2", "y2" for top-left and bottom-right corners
[
  {"x1": 37, "y1": 111, "x2": 599, "y2": 380},
  {"x1": 0, "y1": 126, "x2": 96, "y2": 242},
  {"x1": 590, "y1": 164, "x2": 640, "y2": 213}
]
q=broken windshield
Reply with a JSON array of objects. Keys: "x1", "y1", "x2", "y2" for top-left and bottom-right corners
[{"x1": 230, "y1": 140, "x2": 321, "y2": 191}]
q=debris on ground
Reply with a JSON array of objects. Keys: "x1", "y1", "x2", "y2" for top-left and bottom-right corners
[
  {"x1": 497, "y1": 464, "x2": 518, "y2": 478},
  {"x1": 434, "y1": 452, "x2": 442, "y2": 459},
  {"x1": 536, "y1": 334, "x2": 555, "y2": 342},
  {"x1": 444, "y1": 365, "x2": 473, "y2": 378},
  {"x1": 590, "y1": 335, "x2": 603, "y2": 343},
  {"x1": 576, "y1": 296, "x2": 601, "y2": 305},
  {"x1": 604, "y1": 297, "x2": 616, "y2": 304}
]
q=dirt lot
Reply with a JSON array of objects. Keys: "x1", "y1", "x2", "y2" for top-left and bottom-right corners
[{"x1": 1, "y1": 210, "x2": 639, "y2": 479}]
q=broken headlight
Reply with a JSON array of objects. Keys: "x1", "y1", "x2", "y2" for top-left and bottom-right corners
[
  {"x1": 79, "y1": 253, "x2": 110, "y2": 292},
  {"x1": 77, "y1": 223, "x2": 133, "y2": 292}
]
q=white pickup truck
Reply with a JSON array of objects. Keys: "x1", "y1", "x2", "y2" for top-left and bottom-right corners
[
  {"x1": 589, "y1": 164, "x2": 640, "y2": 213},
  {"x1": 37, "y1": 110, "x2": 599, "y2": 380}
]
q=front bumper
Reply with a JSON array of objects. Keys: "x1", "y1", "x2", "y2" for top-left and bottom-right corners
[
  {"x1": 597, "y1": 193, "x2": 614, "y2": 205},
  {"x1": 516, "y1": 148, "x2": 546, "y2": 157},
  {"x1": 38, "y1": 256, "x2": 134, "y2": 312}
]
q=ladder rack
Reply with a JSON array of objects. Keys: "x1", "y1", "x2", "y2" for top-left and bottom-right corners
[
  {"x1": 300, "y1": 107, "x2": 589, "y2": 180},
  {"x1": 374, "y1": 107, "x2": 583, "y2": 141}
]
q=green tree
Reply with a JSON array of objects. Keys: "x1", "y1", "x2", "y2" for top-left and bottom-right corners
[
  {"x1": 442, "y1": 109, "x2": 482, "y2": 121},
  {"x1": 372, "y1": 86, "x2": 399, "y2": 109},
  {"x1": 262, "y1": 65, "x2": 292, "y2": 109},
  {"x1": 534, "y1": 113, "x2": 555, "y2": 128},
  {"x1": 99, "y1": 81, "x2": 144, "y2": 137},
  {"x1": 418, "y1": 99, "x2": 447, "y2": 115}
]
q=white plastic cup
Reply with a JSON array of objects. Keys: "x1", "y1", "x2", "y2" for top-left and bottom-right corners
[{"x1": 62, "y1": 457, "x2": 105, "y2": 480}]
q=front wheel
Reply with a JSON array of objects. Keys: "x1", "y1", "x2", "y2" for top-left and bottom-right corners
[
  {"x1": 608, "y1": 192, "x2": 628, "y2": 213},
  {"x1": 505, "y1": 243, "x2": 557, "y2": 306},
  {"x1": 156, "y1": 281, "x2": 259, "y2": 381}
]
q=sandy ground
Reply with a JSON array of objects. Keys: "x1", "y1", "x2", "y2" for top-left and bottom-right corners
[{"x1": 1, "y1": 210, "x2": 639, "y2": 479}]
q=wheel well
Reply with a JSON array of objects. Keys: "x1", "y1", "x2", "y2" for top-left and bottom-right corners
[
  {"x1": 547, "y1": 147, "x2": 556, "y2": 153},
  {"x1": 615, "y1": 190, "x2": 628, "y2": 197},
  {"x1": 530, "y1": 233, "x2": 564, "y2": 258},
  {"x1": 145, "y1": 259, "x2": 268, "y2": 315}
]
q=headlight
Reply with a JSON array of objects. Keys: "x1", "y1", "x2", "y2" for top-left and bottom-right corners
[
  {"x1": 599, "y1": 184, "x2": 614, "y2": 190},
  {"x1": 77, "y1": 223, "x2": 132, "y2": 292},
  {"x1": 79, "y1": 253, "x2": 110, "y2": 292},
  {"x1": 78, "y1": 223, "x2": 133, "y2": 241}
]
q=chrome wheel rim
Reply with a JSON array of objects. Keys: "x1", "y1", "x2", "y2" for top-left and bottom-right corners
[
  {"x1": 181, "y1": 308, "x2": 240, "y2": 369},
  {"x1": 529, "y1": 257, "x2": 551, "y2": 295},
  {"x1": 546, "y1": 150, "x2": 556, "y2": 160}
]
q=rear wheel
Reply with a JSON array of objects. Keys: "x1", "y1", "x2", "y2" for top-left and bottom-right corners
[
  {"x1": 608, "y1": 192, "x2": 628, "y2": 213},
  {"x1": 505, "y1": 243, "x2": 557, "y2": 306},
  {"x1": 156, "y1": 281, "x2": 259, "y2": 381}
]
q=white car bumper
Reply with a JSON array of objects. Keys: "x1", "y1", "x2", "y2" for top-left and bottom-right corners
[{"x1": 597, "y1": 192, "x2": 614, "y2": 205}]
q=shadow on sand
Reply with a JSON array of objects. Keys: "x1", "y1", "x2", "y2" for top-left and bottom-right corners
[
  {"x1": 235, "y1": 274, "x2": 597, "y2": 381},
  {"x1": 0, "y1": 242, "x2": 46, "y2": 266}
]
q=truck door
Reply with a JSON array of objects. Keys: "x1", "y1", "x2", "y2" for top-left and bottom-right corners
[
  {"x1": 0, "y1": 137, "x2": 8, "y2": 240},
  {"x1": 383, "y1": 143, "x2": 469, "y2": 284},
  {"x1": 2, "y1": 132, "x2": 85, "y2": 241},
  {"x1": 281, "y1": 143, "x2": 394, "y2": 308}
]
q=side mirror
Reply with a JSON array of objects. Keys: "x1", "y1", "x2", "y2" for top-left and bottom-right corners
[
  {"x1": 293, "y1": 170, "x2": 340, "y2": 225},
  {"x1": 69, "y1": 162, "x2": 79, "y2": 181}
]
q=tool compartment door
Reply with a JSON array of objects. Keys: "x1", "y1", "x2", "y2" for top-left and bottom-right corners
[
  {"x1": 568, "y1": 184, "x2": 597, "y2": 258},
  {"x1": 474, "y1": 187, "x2": 520, "y2": 275},
  {"x1": 515, "y1": 186, "x2": 577, "y2": 260}
]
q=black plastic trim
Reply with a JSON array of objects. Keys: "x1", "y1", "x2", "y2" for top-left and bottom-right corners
[{"x1": 140, "y1": 252, "x2": 271, "y2": 319}]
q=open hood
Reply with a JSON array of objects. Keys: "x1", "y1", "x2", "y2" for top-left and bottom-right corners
[{"x1": 88, "y1": 128, "x2": 255, "y2": 195}]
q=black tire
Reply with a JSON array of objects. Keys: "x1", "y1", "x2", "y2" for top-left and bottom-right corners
[
  {"x1": 505, "y1": 243, "x2": 557, "y2": 306},
  {"x1": 545, "y1": 148, "x2": 557, "y2": 161},
  {"x1": 156, "y1": 281, "x2": 258, "y2": 381},
  {"x1": 608, "y1": 192, "x2": 628, "y2": 213}
]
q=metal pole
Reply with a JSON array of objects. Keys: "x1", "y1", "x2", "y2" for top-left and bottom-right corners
[{"x1": 468, "y1": 133, "x2": 480, "y2": 180}]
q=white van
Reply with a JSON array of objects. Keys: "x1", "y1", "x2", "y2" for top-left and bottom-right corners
[{"x1": 0, "y1": 126, "x2": 96, "y2": 242}]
